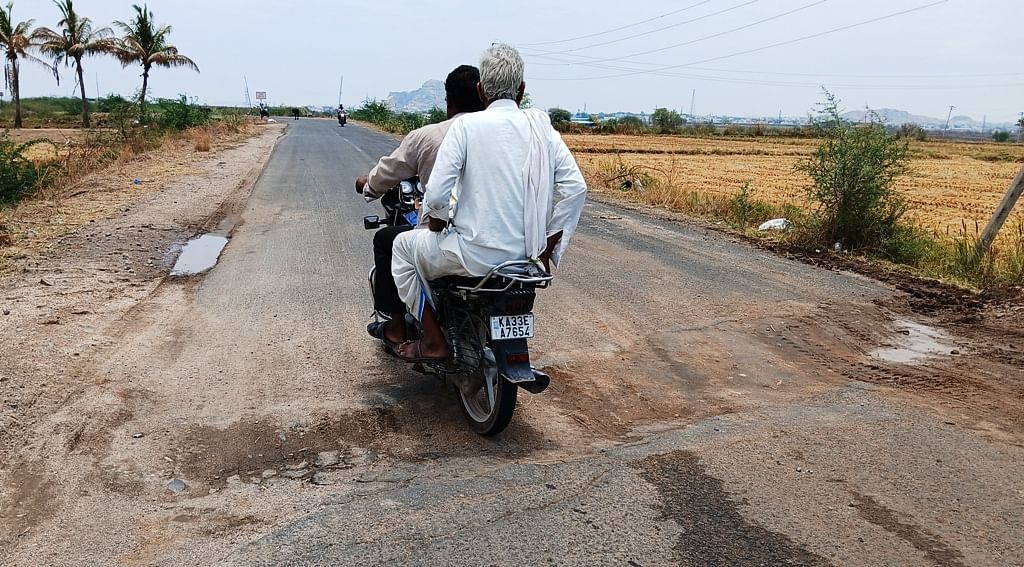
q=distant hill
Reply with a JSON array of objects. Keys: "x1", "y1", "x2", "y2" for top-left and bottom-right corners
[
  {"x1": 840, "y1": 108, "x2": 1013, "y2": 130},
  {"x1": 387, "y1": 80, "x2": 444, "y2": 113}
]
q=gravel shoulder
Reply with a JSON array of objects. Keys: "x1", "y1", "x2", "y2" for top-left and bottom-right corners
[{"x1": 0, "y1": 124, "x2": 284, "y2": 549}]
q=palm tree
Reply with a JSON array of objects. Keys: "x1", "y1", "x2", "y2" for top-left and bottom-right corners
[
  {"x1": 112, "y1": 4, "x2": 198, "y2": 121},
  {"x1": 0, "y1": 2, "x2": 53, "y2": 128},
  {"x1": 34, "y1": 0, "x2": 115, "y2": 129}
]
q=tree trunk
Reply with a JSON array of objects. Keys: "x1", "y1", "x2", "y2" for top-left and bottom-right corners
[
  {"x1": 76, "y1": 58, "x2": 90, "y2": 129},
  {"x1": 139, "y1": 68, "x2": 149, "y2": 122},
  {"x1": 10, "y1": 56, "x2": 22, "y2": 129}
]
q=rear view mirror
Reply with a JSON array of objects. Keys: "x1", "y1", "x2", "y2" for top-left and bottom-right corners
[{"x1": 363, "y1": 215, "x2": 382, "y2": 230}]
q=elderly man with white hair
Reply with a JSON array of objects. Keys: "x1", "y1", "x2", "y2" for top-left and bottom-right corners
[{"x1": 390, "y1": 43, "x2": 588, "y2": 363}]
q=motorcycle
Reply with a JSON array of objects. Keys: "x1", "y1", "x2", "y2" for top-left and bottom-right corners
[
  {"x1": 338, "y1": 110, "x2": 347, "y2": 126},
  {"x1": 363, "y1": 179, "x2": 552, "y2": 435}
]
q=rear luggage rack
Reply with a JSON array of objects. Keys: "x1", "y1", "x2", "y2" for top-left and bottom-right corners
[{"x1": 455, "y1": 260, "x2": 553, "y2": 294}]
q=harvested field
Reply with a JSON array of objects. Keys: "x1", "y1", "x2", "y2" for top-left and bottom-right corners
[{"x1": 565, "y1": 134, "x2": 1024, "y2": 236}]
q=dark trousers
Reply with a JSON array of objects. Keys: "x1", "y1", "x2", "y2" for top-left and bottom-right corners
[{"x1": 373, "y1": 224, "x2": 414, "y2": 314}]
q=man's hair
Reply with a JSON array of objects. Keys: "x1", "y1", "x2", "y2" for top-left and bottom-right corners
[
  {"x1": 479, "y1": 44, "x2": 524, "y2": 102},
  {"x1": 445, "y1": 65, "x2": 484, "y2": 113}
]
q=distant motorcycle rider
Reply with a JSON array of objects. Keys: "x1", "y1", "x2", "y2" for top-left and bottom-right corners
[{"x1": 355, "y1": 65, "x2": 486, "y2": 347}]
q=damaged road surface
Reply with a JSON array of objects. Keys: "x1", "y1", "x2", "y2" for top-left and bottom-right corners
[{"x1": 2, "y1": 119, "x2": 1022, "y2": 566}]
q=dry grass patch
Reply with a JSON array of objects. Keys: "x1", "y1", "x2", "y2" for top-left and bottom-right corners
[
  {"x1": 0, "y1": 123, "x2": 261, "y2": 275},
  {"x1": 190, "y1": 127, "x2": 212, "y2": 152},
  {"x1": 568, "y1": 135, "x2": 1024, "y2": 236}
]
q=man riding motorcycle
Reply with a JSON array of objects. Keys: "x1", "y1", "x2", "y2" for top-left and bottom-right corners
[
  {"x1": 355, "y1": 65, "x2": 486, "y2": 347},
  {"x1": 391, "y1": 44, "x2": 587, "y2": 363}
]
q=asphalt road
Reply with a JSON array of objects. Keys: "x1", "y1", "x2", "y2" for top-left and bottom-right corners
[{"x1": 5, "y1": 119, "x2": 1022, "y2": 566}]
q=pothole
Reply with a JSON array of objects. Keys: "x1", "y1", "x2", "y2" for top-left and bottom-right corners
[
  {"x1": 169, "y1": 215, "x2": 239, "y2": 276},
  {"x1": 170, "y1": 234, "x2": 228, "y2": 276},
  {"x1": 871, "y1": 319, "x2": 954, "y2": 364}
]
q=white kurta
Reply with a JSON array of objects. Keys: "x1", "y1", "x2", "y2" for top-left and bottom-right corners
[
  {"x1": 426, "y1": 99, "x2": 587, "y2": 273},
  {"x1": 392, "y1": 99, "x2": 588, "y2": 319}
]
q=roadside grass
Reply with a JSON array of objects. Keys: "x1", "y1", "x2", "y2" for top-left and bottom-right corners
[
  {"x1": 0, "y1": 113, "x2": 261, "y2": 275},
  {"x1": 592, "y1": 154, "x2": 1024, "y2": 289}
]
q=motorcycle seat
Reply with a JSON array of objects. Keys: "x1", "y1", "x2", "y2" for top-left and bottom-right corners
[
  {"x1": 430, "y1": 275, "x2": 496, "y2": 289},
  {"x1": 430, "y1": 262, "x2": 551, "y2": 292}
]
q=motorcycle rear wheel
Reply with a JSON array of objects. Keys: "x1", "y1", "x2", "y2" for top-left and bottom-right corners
[{"x1": 455, "y1": 347, "x2": 517, "y2": 436}]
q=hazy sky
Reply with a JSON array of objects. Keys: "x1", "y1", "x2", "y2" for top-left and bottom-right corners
[{"x1": 16, "y1": 0, "x2": 1024, "y2": 122}]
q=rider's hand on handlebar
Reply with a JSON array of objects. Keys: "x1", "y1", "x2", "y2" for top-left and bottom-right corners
[{"x1": 355, "y1": 176, "x2": 369, "y2": 195}]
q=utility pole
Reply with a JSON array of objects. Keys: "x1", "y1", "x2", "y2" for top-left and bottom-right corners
[
  {"x1": 944, "y1": 105, "x2": 956, "y2": 134},
  {"x1": 981, "y1": 115, "x2": 986, "y2": 133},
  {"x1": 689, "y1": 89, "x2": 696, "y2": 118},
  {"x1": 243, "y1": 76, "x2": 253, "y2": 112},
  {"x1": 338, "y1": 75, "x2": 344, "y2": 107},
  {"x1": 976, "y1": 165, "x2": 1024, "y2": 260}
]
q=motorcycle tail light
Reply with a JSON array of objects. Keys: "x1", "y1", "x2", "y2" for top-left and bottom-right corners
[{"x1": 507, "y1": 352, "x2": 530, "y2": 364}]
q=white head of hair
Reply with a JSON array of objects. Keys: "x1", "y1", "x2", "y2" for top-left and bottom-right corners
[{"x1": 479, "y1": 43, "x2": 524, "y2": 102}]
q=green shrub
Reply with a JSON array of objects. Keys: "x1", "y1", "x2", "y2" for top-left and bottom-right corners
[
  {"x1": 729, "y1": 181, "x2": 755, "y2": 228},
  {"x1": 992, "y1": 130, "x2": 1010, "y2": 142},
  {"x1": 0, "y1": 132, "x2": 53, "y2": 205},
  {"x1": 218, "y1": 108, "x2": 249, "y2": 132},
  {"x1": 651, "y1": 108, "x2": 684, "y2": 134},
  {"x1": 350, "y1": 99, "x2": 392, "y2": 124},
  {"x1": 795, "y1": 92, "x2": 912, "y2": 251},
  {"x1": 97, "y1": 94, "x2": 131, "y2": 113},
  {"x1": 617, "y1": 115, "x2": 646, "y2": 135},
  {"x1": 426, "y1": 106, "x2": 447, "y2": 125},
  {"x1": 153, "y1": 95, "x2": 212, "y2": 131},
  {"x1": 896, "y1": 123, "x2": 928, "y2": 141},
  {"x1": 548, "y1": 108, "x2": 572, "y2": 127},
  {"x1": 877, "y1": 223, "x2": 938, "y2": 266}
]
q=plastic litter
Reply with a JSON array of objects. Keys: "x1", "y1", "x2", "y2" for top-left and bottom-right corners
[
  {"x1": 132, "y1": 178, "x2": 142, "y2": 185},
  {"x1": 758, "y1": 218, "x2": 790, "y2": 231}
]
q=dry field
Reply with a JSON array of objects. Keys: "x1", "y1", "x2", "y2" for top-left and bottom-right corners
[
  {"x1": 0, "y1": 122, "x2": 268, "y2": 274},
  {"x1": 566, "y1": 134, "x2": 1024, "y2": 236}
]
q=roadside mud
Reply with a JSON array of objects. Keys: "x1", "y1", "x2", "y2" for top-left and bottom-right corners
[
  {"x1": 636, "y1": 450, "x2": 830, "y2": 566},
  {"x1": 174, "y1": 409, "x2": 396, "y2": 487},
  {"x1": 0, "y1": 464, "x2": 56, "y2": 548}
]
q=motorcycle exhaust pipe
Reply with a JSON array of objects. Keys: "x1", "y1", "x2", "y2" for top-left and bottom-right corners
[{"x1": 519, "y1": 369, "x2": 550, "y2": 394}]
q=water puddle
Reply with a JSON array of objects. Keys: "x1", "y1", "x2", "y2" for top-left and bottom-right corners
[
  {"x1": 169, "y1": 215, "x2": 239, "y2": 277},
  {"x1": 170, "y1": 234, "x2": 229, "y2": 276},
  {"x1": 871, "y1": 319, "x2": 953, "y2": 364}
]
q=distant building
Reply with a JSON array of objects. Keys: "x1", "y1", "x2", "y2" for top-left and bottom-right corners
[{"x1": 571, "y1": 112, "x2": 594, "y2": 126}]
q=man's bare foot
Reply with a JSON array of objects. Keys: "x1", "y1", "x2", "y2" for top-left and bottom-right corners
[
  {"x1": 383, "y1": 318, "x2": 406, "y2": 344},
  {"x1": 395, "y1": 339, "x2": 449, "y2": 362}
]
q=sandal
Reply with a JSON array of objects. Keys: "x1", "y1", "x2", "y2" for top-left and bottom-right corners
[
  {"x1": 367, "y1": 321, "x2": 401, "y2": 350},
  {"x1": 395, "y1": 340, "x2": 448, "y2": 364}
]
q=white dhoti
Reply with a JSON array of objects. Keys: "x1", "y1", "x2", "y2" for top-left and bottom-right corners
[{"x1": 392, "y1": 229, "x2": 471, "y2": 321}]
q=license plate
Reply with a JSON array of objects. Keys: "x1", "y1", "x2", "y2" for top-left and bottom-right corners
[
  {"x1": 403, "y1": 211, "x2": 418, "y2": 225},
  {"x1": 490, "y1": 314, "x2": 534, "y2": 340}
]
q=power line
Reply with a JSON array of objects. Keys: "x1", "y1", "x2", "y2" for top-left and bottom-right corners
[
  {"x1": 525, "y1": 50, "x2": 1024, "y2": 80},
  {"x1": 537, "y1": 57, "x2": 1024, "y2": 89},
  {"x1": 525, "y1": 51, "x2": 1020, "y2": 89},
  {"x1": 526, "y1": 0, "x2": 759, "y2": 55},
  {"x1": 518, "y1": 0, "x2": 716, "y2": 47},
  {"x1": 628, "y1": 66, "x2": 1024, "y2": 80},
  {"x1": 524, "y1": 0, "x2": 827, "y2": 63},
  {"x1": 528, "y1": 0, "x2": 950, "y2": 81}
]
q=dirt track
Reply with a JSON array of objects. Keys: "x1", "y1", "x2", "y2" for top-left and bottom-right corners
[{"x1": 1, "y1": 119, "x2": 1022, "y2": 565}]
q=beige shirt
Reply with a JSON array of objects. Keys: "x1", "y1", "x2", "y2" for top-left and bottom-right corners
[{"x1": 365, "y1": 115, "x2": 461, "y2": 225}]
